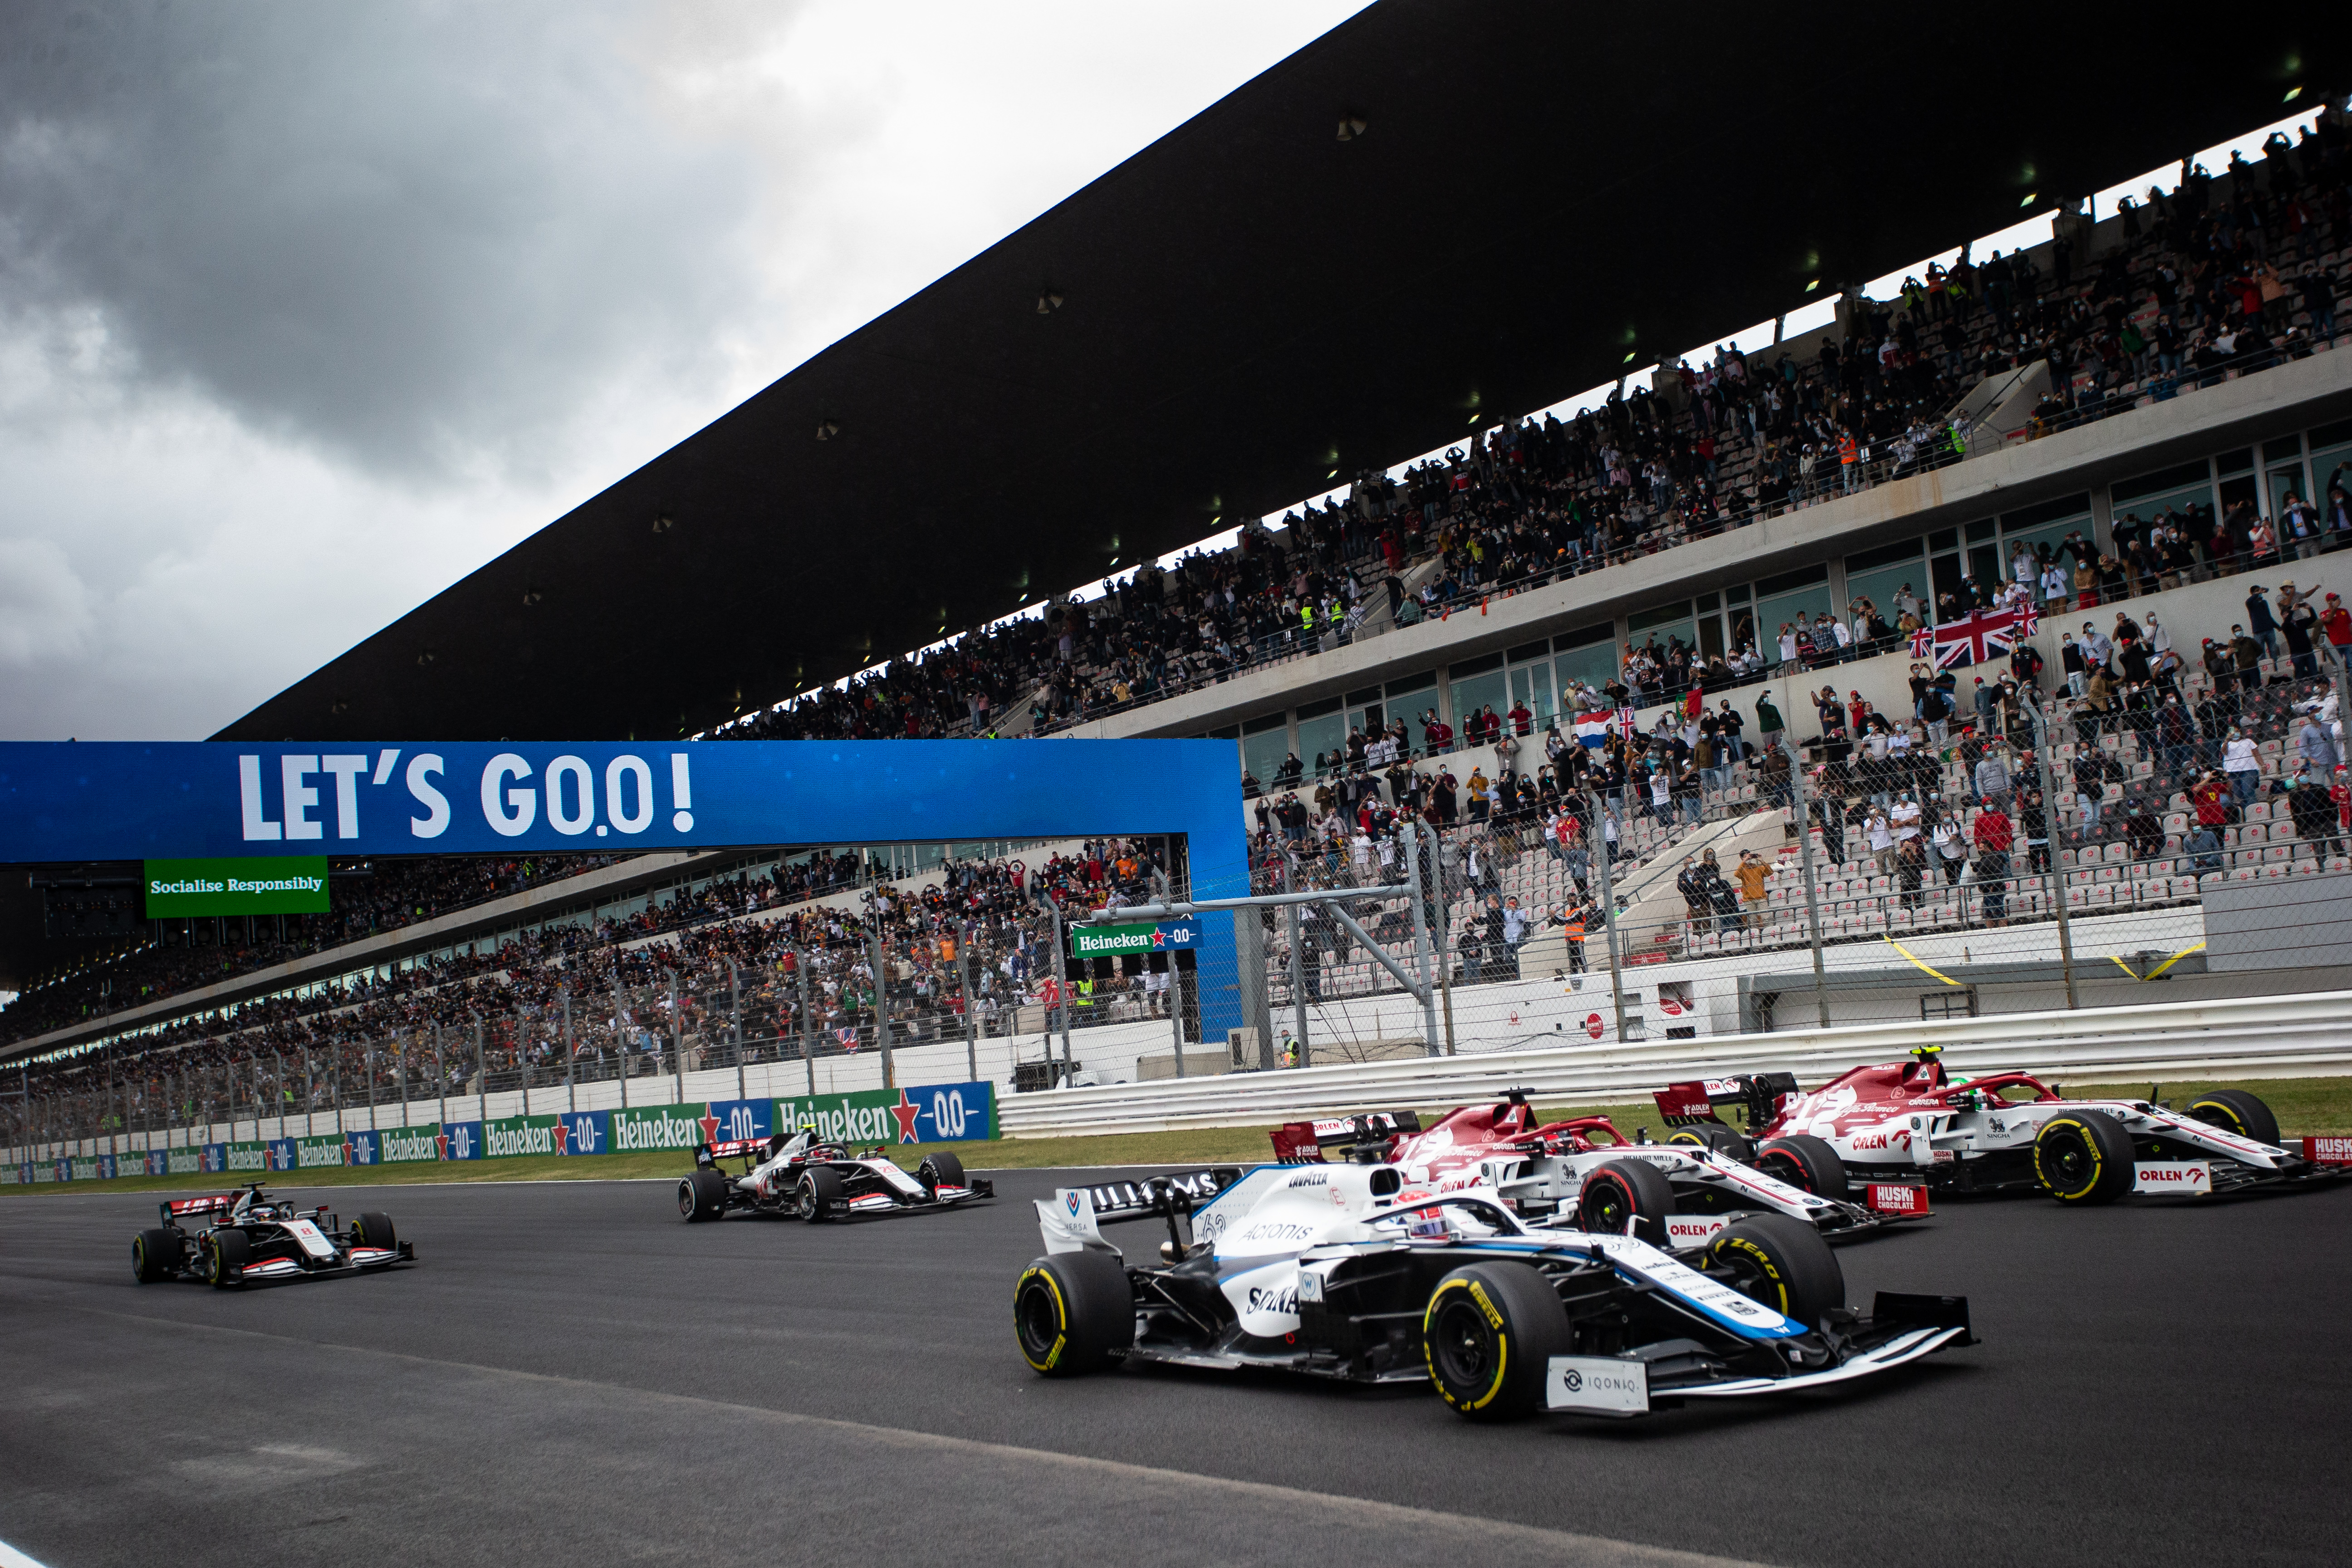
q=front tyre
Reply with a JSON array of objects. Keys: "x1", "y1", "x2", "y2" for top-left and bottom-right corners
[
  {"x1": 1422, "y1": 1261, "x2": 1571, "y2": 1421},
  {"x1": 679, "y1": 1170, "x2": 728, "y2": 1222},
  {"x1": 2186, "y1": 1088, "x2": 2280, "y2": 1147},
  {"x1": 1574, "y1": 1157, "x2": 1674, "y2": 1244},
  {"x1": 919, "y1": 1151, "x2": 966, "y2": 1196},
  {"x1": 205, "y1": 1229, "x2": 251, "y2": 1289},
  {"x1": 351, "y1": 1212, "x2": 398, "y2": 1254},
  {"x1": 1708, "y1": 1213, "x2": 1843, "y2": 1330},
  {"x1": 799, "y1": 1165, "x2": 845, "y2": 1223},
  {"x1": 2033, "y1": 1110, "x2": 2134, "y2": 1204},
  {"x1": 1668, "y1": 1124, "x2": 1755, "y2": 1163},
  {"x1": 1014, "y1": 1251, "x2": 1134, "y2": 1376},
  {"x1": 132, "y1": 1228, "x2": 180, "y2": 1284},
  {"x1": 1752, "y1": 1134, "x2": 1851, "y2": 1201}
]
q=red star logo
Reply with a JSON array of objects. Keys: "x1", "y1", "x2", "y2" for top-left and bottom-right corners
[
  {"x1": 341, "y1": 1140, "x2": 356, "y2": 1166},
  {"x1": 887, "y1": 1090, "x2": 924, "y2": 1144},
  {"x1": 550, "y1": 1120, "x2": 570, "y2": 1156},
  {"x1": 434, "y1": 1132, "x2": 449, "y2": 1161},
  {"x1": 1150, "y1": 930, "x2": 1167, "y2": 948},
  {"x1": 697, "y1": 1112, "x2": 721, "y2": 1146}
]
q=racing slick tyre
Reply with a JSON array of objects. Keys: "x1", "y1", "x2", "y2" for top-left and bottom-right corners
[
  {"x1": 1752, "y1": 1134, "x2": 1851, "y2": 1202},
  {"x1": 1707, "y1": 1214, "x2": 1844, "y2": 1331},
  {"x1": 205, "y1": 1229, "x2": 251, "y2": 1289},
  {"x1": 351, "y1": 1211, "x2": 398, "y2": 1254},
  {"x1": 798, "y1": 1165, "x2": 845, "y2": 1223},
  {"x1": 2186, "y1": 1088, "x2": 2280, "y2": 1147},
  {"x1": 679, "y1": 1171, "x2": 728, "y2": 1223},
  {"x1": 919, "y1": 1151, "x2": 965, "y2": 1196},
  {"x1": 1014, "y1": 1250, "x2": 1134, "y2": 1376},
  {"x1": 1668, "y1": 1124, "x2": 1755, "y2": 1163},
  {"x1": 1574, "y1": 1157, "x2": 1675, "y2": 1245},
  {"x1": 2033, "y1": 1109, "x2": 2135, "y2": 1204},
  {"x1": 132, "y1": 1227, "x2": 180, "y2": 1284},
  {"x1": 1422, "y1": 1261, "x2": 1572, "y2": 1422}
]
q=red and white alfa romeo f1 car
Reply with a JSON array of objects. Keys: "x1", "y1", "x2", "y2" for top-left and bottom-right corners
[
  {"x1": 1656, "y1": 1047, "x2": 2352, "y2": 1205},
  {"x1": 1270, "y1": 1089, "x2": 1928, "y2": 1247}
]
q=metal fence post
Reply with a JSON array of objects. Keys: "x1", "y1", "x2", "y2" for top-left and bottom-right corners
[
  {"x1": 794, "y1": 946, "x2": 816, "y2": 1097},
  {"x1": 1405, "y1": 821, "x2": 1440, "y2": 1056},
  {"x1": 1425, "y1": 819, "x2": 1457, "y2": 1055},
  {"x1": 867, "y1": 916, "x2": 895, "y2": 1093},
  {"x1": 730, "y1": 958, "x2": 745, "y2": 1103},
  {"x1": 1168, "y1": 955, "x2": 1188, "y2": 1078},
  {"x1": 303, "y1": 1046, "x2": 314, "y2": 1138},
  {"x1": 475, "y1": 1019, "x2": 488, "y2": 1128},
  {"x1": 669, "y1": 971, "x2": 682, "y2": 1105},
  {"x1": 1284, "y1": 901, "x2": 1309, "y2": 1069},
  {"x1": 612, "y1": 986, "x2": 629, "y2": 1110},
  {"x1": 2029, "y1": 705, "x2": 2082, "y2": 1009},
  {"x1": 959, "y1": 945, "x2": 978, "y2": 1082},
  {"x1": 1785, "y1": 741, "x2": 1833, "y2": 1029},
  {"x1": 435, "y1": 1024, "x2": 447, "y2": 1132},
  {"x1": 1047, "y1": 899, "x2": 1071, "y2": 1081},
  {"x1": 563, "y1": 989, "x2": 575, "y2": 1113},
  {"x1": 1585, "y1": 789, "x2": 1631, "y2": 1047}
]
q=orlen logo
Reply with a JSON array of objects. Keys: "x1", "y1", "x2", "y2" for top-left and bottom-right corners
[
  {"x1": 1850, "y1": 1127, "x2": 1911, "y2": 1152},
  {"x1": 2132, "y1": 1161, "x2": 2212, "y2": 1194},
  {"x1": 1664, "y1": 1216, "x2": 1727, "y2": 1246}
]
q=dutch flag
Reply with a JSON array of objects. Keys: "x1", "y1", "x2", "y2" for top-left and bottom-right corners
[{"x1": 1573, "y1": 714, "x2": 1612, "y2": 748}]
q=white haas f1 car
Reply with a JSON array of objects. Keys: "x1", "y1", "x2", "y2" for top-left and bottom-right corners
[
  {"x1": 1657, "y1": 1046, "x2": 2352, "y2": 1205},
  {"x1": 678, "y1": 1127, "x2": 991, "y2": 1221},
  {"x1": 132, "y1": 1185, "x2": 412, "y2": 1288},
  {"x1": 1014, "y1": 1162, "x2": 1973, "y2": 1421},
  {"x1": 1269, "y1": 1090, "x2": 1928, "y2": 1248}
]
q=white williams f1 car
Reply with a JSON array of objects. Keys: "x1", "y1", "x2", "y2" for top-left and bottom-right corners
[
  {"x1": 1014, "y1": 1162, "x2": 1973, "y2": 1421},
  {"x1": 132, "y1": 1185, "x2": 412, "y2": 1288},
  {"x1": 1272, "y1": 1091, "x2": 1927, "y2": 1246},
  {"x1": 1661, "y1": 1047, "x2": 2352, "y2": 1204},
  {"x1": 678, "y1": 1127, "x2": 991, "y2": 1221}
]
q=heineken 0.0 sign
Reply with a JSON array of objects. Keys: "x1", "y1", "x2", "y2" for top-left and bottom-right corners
[{"x1": 1068, "y1": 916, "x2": 1200, "y2": 958}]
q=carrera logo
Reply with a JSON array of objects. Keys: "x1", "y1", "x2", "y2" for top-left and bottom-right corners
[{"x1": 1866, "y1": 1183, "x2": 1929, "y2": 1215}]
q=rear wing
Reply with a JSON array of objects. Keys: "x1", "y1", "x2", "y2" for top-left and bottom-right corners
[
  {"x1": 161, "y1": 1194, "x2": 237, "y2": 1224},
  {"x1": 696, "y1": 1137, "x2": 764, "y2": 1165},
  {"x1": 1036, "y1": 1166, "x2": 1243, "y2": 1256},
  {"x1": 1269, "y1": 1111, "x2": 1421, "y2": 1164},
  {"x1": 1652, "y1": 1073, "x2": 1799, "y2": 1132}
]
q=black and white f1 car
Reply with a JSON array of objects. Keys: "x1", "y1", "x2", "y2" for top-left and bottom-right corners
[
  {"x1": 1272, "y1": 1091, "x2": 1928, "y2": 1245},
  {"x1": 132, "y1": 1185, "x2": 412, "y2": 1288},
  {"x1": 1660, "y1": 1046, "x2": 2352, "y2": 1205},
  {"x1": 677, "y1": 1127, "x2": 992, "y2": 1221},
  {"x1": 1014, "y1": 1161, "x2": 1973, "y2": 1421}
]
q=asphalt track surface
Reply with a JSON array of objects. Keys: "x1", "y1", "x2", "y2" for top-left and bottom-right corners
[{"x1": 4, "y1": 1171, "x2": 2349, "y2": 1568}]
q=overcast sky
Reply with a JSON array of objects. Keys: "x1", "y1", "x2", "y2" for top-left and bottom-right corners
[{"x1": 0, "y1": 1, "x2": 1368, "y2": 740}]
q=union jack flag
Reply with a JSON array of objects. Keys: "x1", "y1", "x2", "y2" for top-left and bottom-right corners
[
  {"x1": 1910, "y1": 604, "x2": 2038, "y2": 670},
  {"x1": 1615, "y1": 706, "x2": 1636, "y2": 737}
]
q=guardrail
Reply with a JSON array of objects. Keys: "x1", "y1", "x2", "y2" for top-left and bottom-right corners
[{"x1": 995, "y1": 991, "x2": 2352, "y2": 1137}]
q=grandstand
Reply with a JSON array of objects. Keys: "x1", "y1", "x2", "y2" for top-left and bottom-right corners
[{"x1": 11, "y1": 12, "x2": 2352, "y2": 1162}]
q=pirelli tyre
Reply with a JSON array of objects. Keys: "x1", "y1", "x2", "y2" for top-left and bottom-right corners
[
  {"x1": 799, "y1": 1165, "x2": 846, "y2": 1223},
  {"x1": 1421, "y1": 1260, "x2": 1572, "y2": 1422},
  {"x1": 919, "y1": 1151, "x2": 965, "y2": 1196},
  {"x1": 1014, "y1": 1250, "x2": 1134, "y2": 1376},
  {"x1": 2033, "y1": 1109, "x2": 2135, "y2": 1204},
  {"x1": 1574, "y1": 1157, "x2": 1675, "y2": 1245},
  {"x1": 1753, "y1": 1133, "x2": 1852, "y2": 1202},
  {"x1": 1667, "y1": 1124, "x2": 1755, "y2": 1163},
  {"x1": 351, "y1": 1211, "x2": 398, "y2": 1254},
  {"x1": 132, "y1": 1227, "x2": 180, "y2": 1284},
  {"x1": 205, "y1": 1229, "x2": 251, "y2": 1289},
  {"x1": 1707, "y1": 1213, "x2": 1844, "y2": 1330},
  {"x1": 2186, "y1": 1088, "x2": 2281, "y2": 1147},
  {"x1": 679, "y1": 1171, "x2": 728, "y2": 1223}
]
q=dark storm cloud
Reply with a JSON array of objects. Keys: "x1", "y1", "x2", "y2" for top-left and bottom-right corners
[{"x1": 0, "y1": 1, "x2": 766, "y2": 479}]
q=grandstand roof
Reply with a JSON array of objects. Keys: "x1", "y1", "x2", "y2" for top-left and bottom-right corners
[{"x1": 220, "y1": 3, "x2": 2337, "y2": 745}]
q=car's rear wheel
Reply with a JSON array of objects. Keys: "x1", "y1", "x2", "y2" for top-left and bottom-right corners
[
  {"x1": 1667, "y1": 1124, "x2": 1755, "y2": 1163},
  {"x1": 1753, "y1": 1134, "x2": 1851, "y2": 1201},
  {"x1": 799, "y1": 1165, "x2": 845, "y2": 1223},
  {"x1": 1707, "y1": 1214, "x2": 1843, "y2": 1330},
  {"x1": 919, "y1": 1150, "x2": 966, "y2": 1196},
  {"x1": 1014, "y1": 1250, "x2": 1134, "y2": 1376},
  {"x1": 1422, "y1": 1261, "x2": 1571, "y2": 1421},
  {"x1": 2186, "y1": 1088, "x2": 2280, "y2": 1147},
  {"x1": 132, "y1": 1227, "x2": 179, "y2": 1284},
  {"x1": 2033, "y1": 1110, "x2": 2134, "y2": 1204},
  {"x1": 351, "y1": 1211, "x2": 398, "y2": 1254},
  {"x1": 206, "y1": 1229, "x2": 251, "y2": 1289},
  {"x1": 679, "y1": 1171, "x2": 728, "y2": 1223},
  {"x1": 1573, "y1": 1157, "x2": 1674, "y2": 1245}
]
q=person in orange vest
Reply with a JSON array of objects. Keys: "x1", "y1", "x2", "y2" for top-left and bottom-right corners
[{"x1": 1837, "y1": 430, "x2": 1860, "y2": 493}]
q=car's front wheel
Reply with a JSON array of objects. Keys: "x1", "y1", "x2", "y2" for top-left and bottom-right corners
[
  {"x1": 206, "y1": 1229, "x2": 251, "y2": 1289},
  {"x1": 919, "y1": 1150, "x2": 965, "y2": 1196},
  {"x1": 1014, "y1": 1250, "x2": 1133, "y2": 1376},
  {"x1": 1574, "y1": 1157, "x2": 1674, "y2": 1244},
  {"x1": 132, "y1": 1227, "x2": 180, "y2": 1284},
  {"x1": 679, "y1": 1171, "x2": 728, "y2": 1222},
  {"x1": 1422, "y1": 1261, "x2": 1570, "y2": 1421},
  {"x1": 1707, "y1": 1214, "x2": 1843, "y2": 1330},
  {"x1": 1667, "y1": 1124, "x2": 1755, "y2": 1163},
  {"x1": 351, "y1": 1211, "x2": 398, "y2": 1255},
  {"x1": 2186, "y1": 1088, "x2": 2280, "y2": 1147},
  {"x1": 798, "y1": 1166, "x2": 845, "y2": 1223},
  {"x1": 1753, "y1": 1134, "x2": 1851, "y2": 1200},
  {"x1": 2033, "y1": 1110, "x2": 2134, "y2": 1204}
]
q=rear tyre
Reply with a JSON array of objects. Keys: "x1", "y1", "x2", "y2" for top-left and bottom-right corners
[
  {"x1": 2033, "y1": 1110, "x2": 2135, "y2": 1204},
  {"x1": 679, "y1": 1171, "x2": 727, "y2": 1223},
  {"x1": 919, "y1": 1150, "x2": 966, "y2": 1196},
  {"x1": 350, "y1": 1211, "x2": 397, "y2": 1254},
  {"x1": 1573, "y1": 1157, "x2": 1675, "y2": 1245},
  {"x1": 1707, "y1": 1213, "x2": 1844, "y2": 1330},
  {"x1": 1422, "y1": 1261, "x2": 1571, "y2": 1421},
  {"x1": 1753, "y1": 1134, "x2": 1852, "y2": 1201},
  {"x1": 799, "y1": 1165, "x2": 845, "y2": 1223},
  {"x1": 132, "y1": 1227, "x2": 180, "y2": 1284},
  {"x1": 206, "y1": 1229, "x2": 251, "y2": 1289},
  {"x1": 1667, "y1": 1124, "x2": 1756, "y2": 1163},
  {"x1": 2186, "y1": 1088, "x2": 2280, "y2": 1148},
  {"x1": 1014, "y1": 1250, "x2": 1134, "y2": 1376}
]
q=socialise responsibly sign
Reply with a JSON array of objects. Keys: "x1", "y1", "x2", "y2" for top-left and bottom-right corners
[{"x1": 8, "y1": 1083, "x2": 997, "y2": 1184}]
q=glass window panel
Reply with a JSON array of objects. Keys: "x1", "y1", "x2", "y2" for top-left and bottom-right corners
[
  {"x1": 1553, "y1": 638, "x2": 1619, "y2": 700},
  {"x1": 1506, "y1": 663, "x2": 1557, "y2": 730},
  {"x1": 1754, "y1": 583, "x2": 1834, "y2": 658},
  {"x1": 2308, "y1": 441, "x2": 2352, "y2": 502},
  {"x1": 1447, "y1": 667, "x2": 1509, "y2": 734},
  {"x1": 2269, "y1": 466, "x2": 2311, "y2": 516},
  {"x1": 1297, "y1": 709, "x2": 1347, "y2": 775},
  {"x1": 1241, "y1": 726, "x2": 1290, "y2": 786},
  {"x1": 1844, "y1": 559, "x2": 1930, "y2": 626}
]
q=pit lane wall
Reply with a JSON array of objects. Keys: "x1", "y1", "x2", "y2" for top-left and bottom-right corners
[{"x1": 1, "y1": 1080, "x2": 996, "y2": 1186}]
